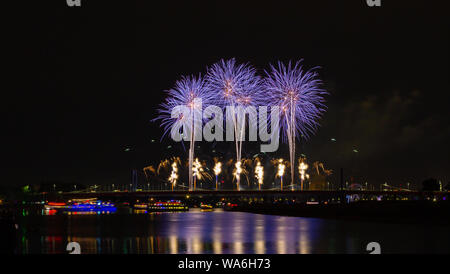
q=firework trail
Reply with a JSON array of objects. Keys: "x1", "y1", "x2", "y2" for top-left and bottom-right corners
[
  {"x1": 213, "y1": 158, "x2": 222, "y2": 190},
  {"x1": 255, "y1": 160, "x2": 264, "y2": 190},
  {"x1": 206, "y1": 58, "x2": 262, "y2": 190},
  {"x1": 264, "y1": 60, "x2": 327, "y2": 190},
  {"x1": 277, "y1": 159, "x2": 286, "y2": 190},
  {"x1": 298, "y1": 157, "x2": 309, "y2": 191},
  {"x1": 154, "y1": 75, "x2": 214, "y2": 191},
  {"x1": 168, "y1": 161, "x2": 178, "y2": 191},
  {"x1": 192, "y1": 158, "x2": 212, "y2": 190}
]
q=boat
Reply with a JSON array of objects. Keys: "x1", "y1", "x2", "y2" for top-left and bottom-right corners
[
  {"x1": 45, "y1": 199, "x2": 116, "y2": 213},
  {"x1": 147, "y1": 200, "x2": 188, "y2": 212},
  {"x1": 200, "y1": 203, "x2": 213, "y2": 210},
  {"x1": 133, "y1": 203, "x2": 148, "y2": 209},
  {"x1": 66, "y1": 201, "x2": 116, "y2": 213},
  {"x1": 45, "y1": 202, "x2": 68, "y2": 210}
]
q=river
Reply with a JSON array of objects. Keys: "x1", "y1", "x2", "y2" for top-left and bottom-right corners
[{"x1": 16, "y1": 208, "x2": 450, "y2": 254}]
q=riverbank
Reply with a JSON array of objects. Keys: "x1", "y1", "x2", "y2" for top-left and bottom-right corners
[{"x1": 226, "y1": 201, "x2": 450, "y2": 225}]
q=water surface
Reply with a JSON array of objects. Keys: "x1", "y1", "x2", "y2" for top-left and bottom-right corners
[{"x1": 17, "y1": 208, "x2": 450, "y2": 254}]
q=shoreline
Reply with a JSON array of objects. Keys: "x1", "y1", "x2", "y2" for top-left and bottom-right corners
[{"x1": 225, "y1": 201, "x2": 450, "y2": 226}]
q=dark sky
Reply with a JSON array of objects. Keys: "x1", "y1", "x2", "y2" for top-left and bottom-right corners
[{"x1": 5, "y1": 0, "x2": 449, "y2": 188}]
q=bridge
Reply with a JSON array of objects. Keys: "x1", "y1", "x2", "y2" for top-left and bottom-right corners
[{"x1": 50, "y1": 190, "x2": 447, "y2": 203}]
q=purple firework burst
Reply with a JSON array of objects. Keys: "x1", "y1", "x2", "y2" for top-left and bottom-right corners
[
  {"x1": 264, "y1": 60, "x2": 327, "y2": 190},
  {"x1": 154, "y1": 74, "x2": 215, "y2": 191},
  {"x1": 154, "y1": 74, "x2": 214, "y2": 138},
  {"x1": 206, "y1": 58, "x2": 263, "y2": 190},
  {"x1": 206, "y1": 58, "x2": 263, "y2": 108},
  {"x1": 264, "y1": 60, "x2": 327, "y2": 141}
]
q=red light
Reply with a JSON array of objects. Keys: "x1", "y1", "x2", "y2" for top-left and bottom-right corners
[{"x1": 48, "y1": 202, "x2": 66, "y2": 206}]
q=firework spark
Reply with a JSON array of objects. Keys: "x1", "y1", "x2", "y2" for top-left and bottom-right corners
[
  {"x1": 214, "y1": 161, "x2": 222, "y2": 190},
  {"x1": 206, "y1": 58, "x2": 262, "y2": 190},
  {"x1": 168, "y1": 161, "x2": 178, "y2": 191},
  {"x1": 192, "y1": 158, "x2": 202, "y2": 190},
  {"x1": 298, "y1": 157, "x2": 309, "y2": 191},
  {"x1": 233, "y1": 161, "x2": 242, "y2": 185},
  {"x1": 264, "y1": 60, "x2": 327, "y2": 190},
  {"x1": 277, "y1": 159, "x2": 286, "y2": 190},
  {"x1": 255, "y1": 160, "x2": 264, "y2": 190},
  {"x1": 154, "y1": 75, "x2": 214, "y2": 191}
]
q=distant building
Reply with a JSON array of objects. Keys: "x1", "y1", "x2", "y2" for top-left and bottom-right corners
[{"x1": 309, "y1": 174, "x2": 327, "y2": 190}]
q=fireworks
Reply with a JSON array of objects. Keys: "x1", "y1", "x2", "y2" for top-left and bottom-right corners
[
  {"x1": 214, "y1": 162, "x2": 222, "y2": 190},
  {"x1": 192, "y1": 158, "x2": 203, "y2": 190},
  {"x1": 206, "y1": 58, "x2": 262, "y2": 190},
  {"x1": 233, "y1": 161, "x2": 243, "y2": 190},
  {"x1": 154, "y1": 75, "x2": 214, "y2": 191},
  {"x1": 153, "y1": 59, "x2": 327, "y2": 192},
  {"x1": 277, "y1": 159, "x2": 286, "y2": 190},
  {"x1": 168, "y1": 162, "x2": 178, "y2": 191},
  {"x1": 214, "y1": 162, "x2": 222, "y2": 176},
  {"x1": 298, "y1": 157, "x2": 309, "y2": 191},
  {"x1": 206, "y1": 58, "x2": 261, "y2": 107},
  {"x1": 255, "y1": 161, "x2": 264, "y2": 190},
  {"x1": 264, "y1": 60, "x2": 327, "y2": 189}
]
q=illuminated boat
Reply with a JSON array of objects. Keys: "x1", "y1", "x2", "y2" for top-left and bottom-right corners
[
  {"x1": 45, "y1": 202, "x2": 68, "y2": 210},
  {"x1": 66, "y1": 199, "x2": 116, "y2": 213},
  {"x1": 223, "y1": 203, "x2": 238, "y2": 210},
  {"x1": 200, "y1": 203, "x2": 213, "y2": 210},
  {"x1": 133, "y1": 203, "x2": 148, "y2": 209},
  {"x1": 147, "y1": 200, "x2": 188, "y2": 212}
]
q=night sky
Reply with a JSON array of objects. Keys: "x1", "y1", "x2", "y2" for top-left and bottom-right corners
[{"x1": 5, "y1": 0, "x2": 449, "y2": 189}]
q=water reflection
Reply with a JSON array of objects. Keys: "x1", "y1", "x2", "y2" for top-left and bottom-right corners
[{"x1": 16, "y1": 208, "x2": 450, "y2": 254}]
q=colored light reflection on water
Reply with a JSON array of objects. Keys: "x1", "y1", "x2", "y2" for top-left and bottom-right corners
[{"x1": 16, "y1": 208, "x2": 450, "y2": 254}]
